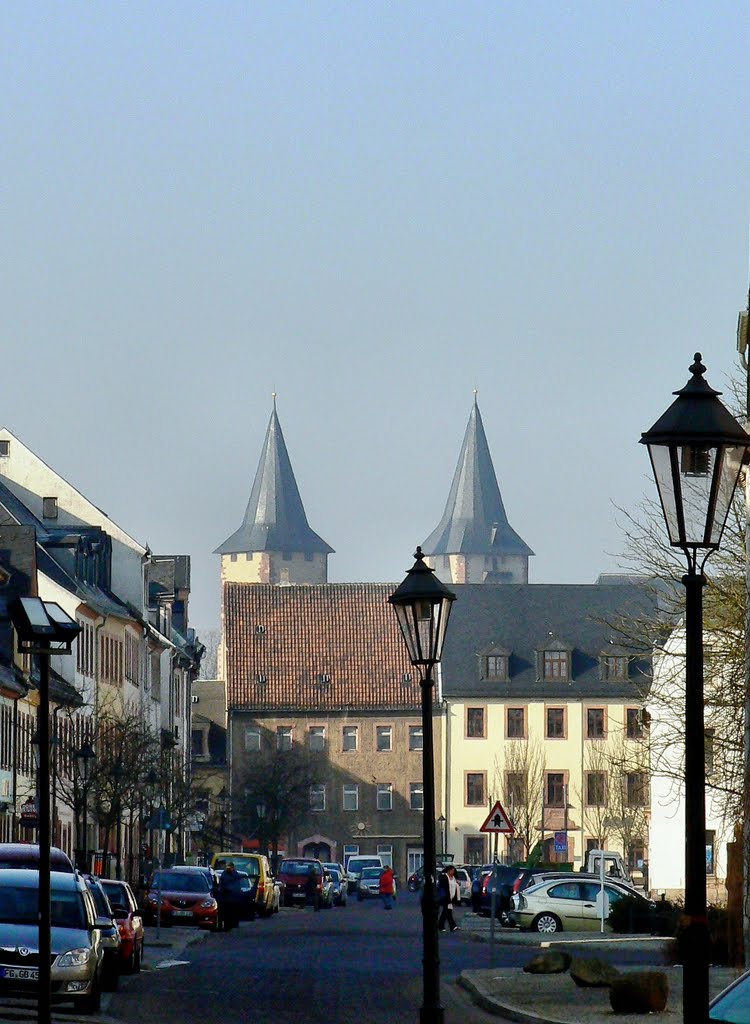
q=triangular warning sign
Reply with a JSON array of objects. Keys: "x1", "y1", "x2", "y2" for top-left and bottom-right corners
[{"x1": 479, "y1": 800, "x2": 514, "y2": 834}]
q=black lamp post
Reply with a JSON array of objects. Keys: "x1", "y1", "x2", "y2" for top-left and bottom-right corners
[
  {"x1": 9, "y1": 597, "x2": 80, "y2": 1024},
  {"x1": 75, "y1": 741, "x2": 96, "y2": 872},
  {"x1": 641, "y1": 353, "x2": 750, "y2": 1024},
  {"x1": 111, "y1": 760, "x2": 124, "y2": 879},
  {"x1": 390, "y1": 547, "x2": 455, "y2": 1024},
  {"x1": 218, "y1": 787, "x2": 229, "y2": 850},
  {"x1": 256, "y1": 799, "x2": 267, "y2": 858}
]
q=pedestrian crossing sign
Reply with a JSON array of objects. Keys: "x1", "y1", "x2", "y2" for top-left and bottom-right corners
[{"x1": 479, "y1": 801, "x2": 514, "y2": 834}]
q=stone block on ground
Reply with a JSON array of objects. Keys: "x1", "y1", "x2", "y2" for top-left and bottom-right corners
[
  {"x1": 523, "y1": 950, "x2": 572, "y2": 974},
  {"x1": 610, "y1": 971, "x2": 669, "y2": 1014},
  {"x1": 569, "y1": 956, "x2": 621, "y2": 988}
]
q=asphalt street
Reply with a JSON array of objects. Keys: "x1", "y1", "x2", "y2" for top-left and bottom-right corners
[{"x1": 105, "y1": 894, "x2": 526, "y2": 1024}]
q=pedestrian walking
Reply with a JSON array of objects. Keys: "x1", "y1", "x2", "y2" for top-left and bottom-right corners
[
  {"x1": 217, "y1": 861, "x2": 241, "y2": 931},
  {"x1": 306, "y1": 863, "x2": 321, "y2": 911},
  {"x1": 379, "y1": 865, "x2": 395, "y2": 910},
  {"x1": 437, "y1": 865, "x2": 460, "y2": 932},
  {"x1": 470, "y1": 867, "x2": 483, "y2": 914}
]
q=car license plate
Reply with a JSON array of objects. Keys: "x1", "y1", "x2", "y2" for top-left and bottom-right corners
[
  {"x1": 172, "y1": 910, "x2": 193, "y2": 917},
  {"x1": 292, "y1": 892, "x2": 305, "y2": 899},
  {"x1": 0, "y1": 967, "x2": 38, "y2": 980}
]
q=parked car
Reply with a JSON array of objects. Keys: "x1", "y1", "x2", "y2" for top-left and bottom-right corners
[
  {"x1": 407, "y1": 861, "x2": 454, "y2": 893},
  {"x1": 454, "y1": 867, "x2": 472, "y2": 905},
  {"x1": 80, "y1": 875, "x2": 121, "y2": 991},
  {"x1": 328, "y1": 868, "x2": 347, "y2": 906},
  {"x1": 709, "y1": 965, "x2": 750, "y2": 1020},
  {"x1": 480, "y1": 865, "x2": 537, "y2": 918},
  {"x1": 0, "y1": 843, "x2": 74, "y2": 872},
  {"x1": 277, "y1": 858, "x2": 328, "y2": 908},
  {"x1": 323, "y1": 861, "x2": 346, "y2": 881},
  {"x1": 357, "y1": 866, "x2": 397, "y2": 901},
  {"x1": 98, "y1": 879, "x2": 144, "y2": 974},
  {"x1": 145, "y1": 869, "x2": 218, "y2": 929},
  {"x1": 0, "y1": 868, "x2": 104, "y2": 1013},
  {"x1": 511, "y1": 878, "x2": 656, "y2": 933},
  {"x1": 168, "y1": 865, "x2": 218, "y2": 890},
  {"x1": 346, "y1": 855, "x2": 383, "y2": 893}
]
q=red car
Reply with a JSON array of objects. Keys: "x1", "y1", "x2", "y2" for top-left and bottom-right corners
[
  {"x1": 145, "y1": 869, "x2": 218, "y2": 929},
  {"x1": 99, "y1": 879, "x2": 145, "y2": 973}
]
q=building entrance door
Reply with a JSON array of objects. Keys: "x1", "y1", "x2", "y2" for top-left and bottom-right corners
[{"x1": 303, "y1": 841, "x2": 331, "y2": 861}]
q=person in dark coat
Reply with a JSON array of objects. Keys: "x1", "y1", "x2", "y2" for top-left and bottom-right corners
[
  {"x1": 437, "y1": 865, "x2": 460, "y2": 932},
  {"x1": 306, "y1": 864, "x2": 321, "y2": 911},
  {"x1": 217, "y1": 862, "x2": 242, "y2": 931}
]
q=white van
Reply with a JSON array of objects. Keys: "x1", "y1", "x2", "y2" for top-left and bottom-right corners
[{"x1": 345, "y1": 855, "x2": 383, "y2": 893}]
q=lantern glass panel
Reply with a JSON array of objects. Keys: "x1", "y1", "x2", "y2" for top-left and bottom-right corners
[
  {"x1": 647, "y1": 443, "x2": 682, "y2": 546},
  {"x1": 705, "y1": 444, "x2": 745, "y2": 547}
]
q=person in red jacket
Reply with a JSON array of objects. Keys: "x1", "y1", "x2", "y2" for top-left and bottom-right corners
[{"x1": 379, "y1": 865, "x2": 395, "y2": 910}]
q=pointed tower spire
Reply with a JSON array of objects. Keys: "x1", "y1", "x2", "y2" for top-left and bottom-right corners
[
  {"x1": 215, "y1": 402, "x2": 333, "y2": 563},
  {"x1": 421, "y1": 399, "x2": 533, "y2": 583}
]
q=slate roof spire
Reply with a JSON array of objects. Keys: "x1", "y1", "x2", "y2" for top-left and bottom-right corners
[
  {"x1": 421, "y1": 395, "x2": 533, "y2": 558},
  {"x1": 215, "y1": 402, "x2": 334, "y2": 557}
]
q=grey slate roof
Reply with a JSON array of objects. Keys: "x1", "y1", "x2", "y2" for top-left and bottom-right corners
[
  {"x1": 441, "y1": 582, "x2": 657, "y2": 701},
  {"x1": 215, "y1": 404, "x2": 334, "y2": 556},
  {"x1": 421, "y1": 399, "x2": 533, "y2": 558}
]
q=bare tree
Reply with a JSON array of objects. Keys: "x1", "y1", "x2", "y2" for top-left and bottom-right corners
[
  {"x1": 237, "y1": 743, "x2": 325, "y2": 864},
  {"x1": 198, "y1": 628, "x2": 220, "y2": 680},
  {"x1": 492, "y1": 739, "x2": 546, "y2": 860}
]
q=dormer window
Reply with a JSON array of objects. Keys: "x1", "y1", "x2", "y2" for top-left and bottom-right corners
[
  {"x1": 601, "y1": 654, "x2": 629, "y2": 681},
  {"x1": 42, "y1": 496, "x2": 58, "y2": 520},
  {"x1": 479, "y1": 646, "x2": 510, "y2": 682},
  {"x1": 537, "y1": 638, "x2": 573, "y2": 682},
  {"x1": 0, "y1": 440, "x2": 9, "y2": 457}
]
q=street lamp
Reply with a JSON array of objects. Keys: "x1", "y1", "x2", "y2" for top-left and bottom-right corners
[
  {"x1": 8, "y1": 597, "x2": 80, "y2": 1024},
  {"x1": 75, "y1": 741, "x2": 96, "y2": 871},
  {"x1": 256, "y1": 799, "x2": 267, "y2": 858},
  {"x1": 390, "y1": 547, "x2": 455, "y2": 1024},
  {"x1": 437, "y1": 815, "x2": 446, "y2": 859},
  {"x1": 641, "y1": 353, "x2": 750, "y2": 1023},
  {"x1": 218, "y1": 787, "x2": 229, "y2": 850}
]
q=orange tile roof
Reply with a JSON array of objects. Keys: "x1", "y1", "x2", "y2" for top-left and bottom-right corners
[{"x1": 224, "y1": 583, "x2": 421, "y2": 711}]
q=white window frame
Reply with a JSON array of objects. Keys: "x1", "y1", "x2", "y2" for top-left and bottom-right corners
[
  {"x1": 277, "y1": 727, "x2": 293, "y2": 751},
  {"x1": 409, "y1": 782, "x2": 424, "y2": 811},
  {"x1": 244, "y1": 726, "x2": 261, "y2": 752},
  {"x1": 309, "y1": 726, "x2": 326, "y2": 752},
  {"x1": 377, "y1": 844, "x2": 393, "y2": 867},
  {"x1": 310, "y1": 784, "x2": 326, "y2": 812},
  {"x1": 342, "y1": 725, "x2": 358, "y2": 751},
  {"x1": 376, "y1": 783, "x2": 393, "y2": 811},
  {"x1": 343, "y1": 844, "x2": 359, "y2": 867},
  {"x1": 409, "y1": 725, "x2": 423, "y2": 751},
  {"x1": 342, "y1": 784, "x2": 359, "y2": 811},
  {"x1": 376, "y1": 725, "x2": 393, "y2": 752}
]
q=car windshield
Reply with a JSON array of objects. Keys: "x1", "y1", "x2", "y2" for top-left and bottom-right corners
[
  {"x1": 152, "y1": 872, "x2": 210, "y2": 893},
  {"x1": 0, "y1": 887, "x2": 86, "y2": 928},
  {"x1": 100, "y1": 882, "x2": 128, "y2": 909},
  {"x1": 213, "y1": 857, "x2": 260, "y2": 876},
  {"x1": 86, "y1": 883, "x2": 111, "y2": 917},
  {"x1": 328, "y1": 869, "x2": 341, "y2": 882},
  {"x1": 361, "y1": 868, "x2": 382, "y2": 880},
  {"x1": 280, "y1": 861, "x2": 317, "y2": 876},
  {"x1": 350, "y1": 859, "x2": 381, "y2": 871}
]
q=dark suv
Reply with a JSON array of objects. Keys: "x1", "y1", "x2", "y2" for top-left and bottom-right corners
[
  {"x1": 480, "y1": 865, "x2": 537, "y2": 919},
  {"x1": 277, "y1": 858, "x2": 326, "y2": 909}
]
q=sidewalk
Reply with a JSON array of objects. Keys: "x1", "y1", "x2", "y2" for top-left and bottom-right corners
[
  {"x1": 458, "y1": 966, "x2": 740, "y2": 1023},
  {"x1": 456, "y1": 912, "x2": 738, "y2": 1021},
  {"x1": 142, "y1": 925, "x2": 209, "y2": 967}
]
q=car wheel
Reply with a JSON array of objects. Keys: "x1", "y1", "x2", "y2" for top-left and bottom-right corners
[
  {"x1": 74, "y1": 978, "x2": 102, "y2": 1015},
  {"x1": 532, "y1": 913, "x2": 561, "y2": 934}
]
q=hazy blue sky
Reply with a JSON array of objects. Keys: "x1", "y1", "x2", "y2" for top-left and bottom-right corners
[{"x1": 2, "y1": 2, "x2": 748, "y2": 631}]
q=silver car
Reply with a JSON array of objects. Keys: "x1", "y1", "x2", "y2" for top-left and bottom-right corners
[{"x1": 0, "y1": 869, "x2": 105, "y2": 1013}]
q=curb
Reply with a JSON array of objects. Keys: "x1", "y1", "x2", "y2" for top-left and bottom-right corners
[{"x1": 457, "y1": 974, "x2": 567, "y2": 1024}]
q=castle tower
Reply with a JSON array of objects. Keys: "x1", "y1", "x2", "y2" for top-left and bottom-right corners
[
  {"x1": 421, "y1": 396, "x2": 533, "y2": 584},
  {"x1": 215, "y1": 400, "x2": 333, "y2": 586}
]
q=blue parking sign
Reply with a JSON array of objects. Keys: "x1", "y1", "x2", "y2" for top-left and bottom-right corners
[{"x1": 554, "y1": 831, "x2": 567, "y2": 853}]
